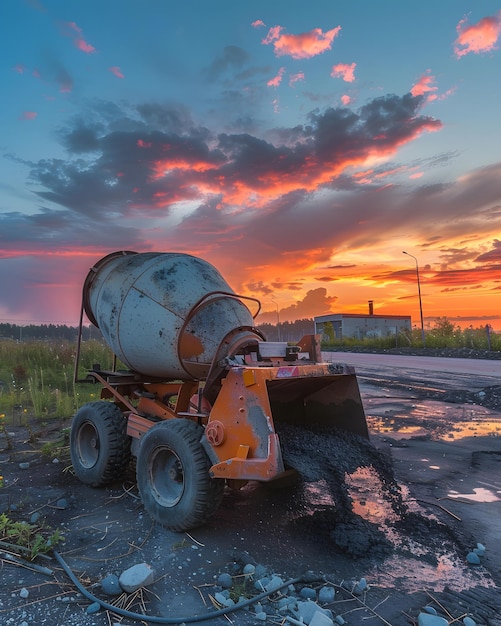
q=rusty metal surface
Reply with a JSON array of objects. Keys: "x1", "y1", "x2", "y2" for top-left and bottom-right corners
[{"x1": 82, "y1": 251, "x2": 260, "y2": 379}]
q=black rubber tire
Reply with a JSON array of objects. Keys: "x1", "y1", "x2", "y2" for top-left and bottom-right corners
[
  {"x1": 70, "y1": 401, "x2": 131, "y2": 486},
  {"x1": 136, "y1": 419, "x2": 225, "y2": 531}
]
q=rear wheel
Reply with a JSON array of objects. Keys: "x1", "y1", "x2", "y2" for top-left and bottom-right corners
[
  {"x1": 136, "y1": 419, "x2": 225, "y2": 531},
  {"x1": 70, "y1": 401, "x2": 131, "y2": 486}
]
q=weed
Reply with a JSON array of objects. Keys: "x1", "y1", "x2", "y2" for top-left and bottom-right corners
[{"x1": 0, "y1": 512, "x2": 64, "y2": 560}]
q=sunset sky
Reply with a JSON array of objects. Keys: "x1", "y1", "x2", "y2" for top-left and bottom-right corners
[{"x1": 1, "y1": 1, "x2": 501, "y2": 331}]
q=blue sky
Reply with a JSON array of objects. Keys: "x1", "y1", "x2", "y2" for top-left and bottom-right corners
[{"x1": 1, "y1": 0, "x2": 501, "y2": 329}]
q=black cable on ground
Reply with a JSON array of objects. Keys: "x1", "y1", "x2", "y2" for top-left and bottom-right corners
[{"x1": 53, "y1": 550, "x2": 306, "y2": 624}]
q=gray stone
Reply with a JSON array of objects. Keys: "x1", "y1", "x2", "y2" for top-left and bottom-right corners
[
  {"x1": 215, "y1": 592, "x2": 229, "y2": 605},
  {"x1": 56, "y1": 498, "x2": 68, "y2": 509},
  {"x1": 310, "y1": 612, "x2": 334, "y2": 626},
  {"x1": 30, "y1": 512, "x2": 40, "y2": 524},
  {"x1": 335, "y1": 616, "x2": 345, "y2": 625},
  {"x1": 463, "y1": 618, "x2": 476, "y2": 626},
  {"x1": 255, "y1": 576, "x2": 270, "y2": 591},
  {"x1": 101, "y1": 574, "x2": 121, "y2": 596},
  {"x1": 418, "y1": 613, "x2": 449, "y2": 626},
  {"x1": 19, "y1": 588, "x2": 29, "y2": 599},
  {"x1": 255, "y1": 611, "x2": 267, "y2": 621},
  {"x1": 217, "y1": 572, "x2": 233, "y2": 588},
  {"x1": 424, "y1": 606, "x2": 438, "y2": 615},
  {"x1": 119, "y1": 563, "x2": 155, "y2": 593},
  {"x1": 474, "y1": 543, "x2": 486, "y2": 557},
  {"x1": 318, "y1": 586, "x2": 335, "y2": 604},
  {"x1": 300, "y1": 586, "x2": 317, "y2": 599},
  {"x1": 86, "y1": 601, "x2": 101, "y2": 614},
  {"x1": 297, "y1": 600, "x2": 331, "y2": 624},
  {"x1": 265, "y1": 575, "x2": 284, "y2": 592},
  {"x1": 466, "y1": 552, "x2": 481, "y2": 565},
  {"x1": 253, "y1": 602, "x2": 263, "y2": 614},
  {"x1": 243, "y1": 563, "x2": 255, "y2": 577},
  {"x1": 19, "y1": 462, "x2": 30, "y2": 470}
]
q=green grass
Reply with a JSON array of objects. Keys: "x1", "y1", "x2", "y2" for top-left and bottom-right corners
[{"x1": 0, "y1": 338, "x2": 115, "y2": 424}]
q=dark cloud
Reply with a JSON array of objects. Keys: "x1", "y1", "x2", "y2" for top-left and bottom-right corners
[
  {"x1": 278, "y1": 288, "x2": 338, "y2": 322},
  {"x1": 0, "y1": 208, "x2": 145, "y2": 251},
  {"x1": 26, "y1": 92, "x2": 441, "y2": 223},
  {"x1": 206, "y1": 46, "x2": 251, "y2": 81},
  {"x1": 475, "y1": 239, "x2": 501, "y2": 262}
]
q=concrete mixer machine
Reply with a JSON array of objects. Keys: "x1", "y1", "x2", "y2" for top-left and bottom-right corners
[{"x1": 71, "y1": 251, "x2": 369, "y2": 531}]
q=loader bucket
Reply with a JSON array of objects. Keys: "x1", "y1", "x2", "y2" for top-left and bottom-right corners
[
  {"x1": 205, "y1": 363, "x2": 368, "y2": 483},
  {"x1": 266, "y1": 371, "x2": 369, "y2": 439}
]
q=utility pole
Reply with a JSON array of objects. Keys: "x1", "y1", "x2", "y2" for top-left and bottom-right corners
[{"x1": 403, "y1": 251, "x2": 425, "y2": 347}]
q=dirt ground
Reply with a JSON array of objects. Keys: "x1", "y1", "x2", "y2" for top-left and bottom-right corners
[{"x1": 0, "y1": 364, "x2": 500, "y2": 626}]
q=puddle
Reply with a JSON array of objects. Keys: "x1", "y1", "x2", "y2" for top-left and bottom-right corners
[
  {"x1": 366, "y1": 397, "x2": 501, "y2": 440},
  {"x1": 447, "y1": 488, "x2": 500, "y2": 503},
  {"x1": 346, "y1": 466, "x2": 399, "y2": 523},
  {"x1": 371, "y1": 552, "x2": 495, "y2": 593},
  {"x1": 444, "y1": 421, "x2": 501, "y2": 439}
]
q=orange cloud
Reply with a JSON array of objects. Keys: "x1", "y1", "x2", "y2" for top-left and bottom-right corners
[
  {"x1": 331, "y1": 62, "x2": 356, "y2": 82},
  {"x1": 454, "y1": 12, "x2": 501, "y2": 58},
  {"x1": 109, "y1": 66, "x2": 124, "y2": 79},
  {"x1": 263, "y1": 25, "x2": 341, "y2": 59}
]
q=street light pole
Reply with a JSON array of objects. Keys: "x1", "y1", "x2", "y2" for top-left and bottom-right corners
[{"x1": 402, "y1": 251, "x2": 425, "y2": 347}]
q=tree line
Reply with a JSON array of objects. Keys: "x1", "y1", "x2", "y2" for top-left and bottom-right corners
[{"x1": 0, "y1": 319, "x2": 314, "y2": 343}]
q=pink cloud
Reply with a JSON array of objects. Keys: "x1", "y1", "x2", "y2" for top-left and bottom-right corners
[
  {"x1": 109, "y1": 66, "x2": 124, "y2": 79},
  {"x1": 263, "y1": 25, "x2": 341, "y2": 59},
  {"x1": 289, "y1": 72, "x2": 304, "y2": 87},
  {"x1": 20, "y1": 111, "x2": 37, "y2": 120},
  {"x1": 251, "y1": 19, "x2": 265, "y2": 28},
  {"x1": 341, "y1": 94, "x2": 351, "y2": 105},
  {"x1": 411, "y1": 71, "x2": 438, "y2": 98},
  {"x1": 267, "y1": 67, "x2": 285, "y2": 87},
  {"x1": 61, "y1": 21, "x2": 96, "y2": 54},
  {"x1": 331, "y1": 62, "x2": 356, "y2": 82},
  {"x1": 13, "y1": 63, "x2": 26, "y2": 74},
  {"x1": 454, "y1": 12, "x2": 501, "y2": 58}
]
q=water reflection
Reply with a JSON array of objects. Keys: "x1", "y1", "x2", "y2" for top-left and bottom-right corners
[
  {"x1": 447, "y1": 487, "x2": 500, "y2": 502},
  {"x1": 366, "y1": 397, "x2": 501, "y2": 440}
]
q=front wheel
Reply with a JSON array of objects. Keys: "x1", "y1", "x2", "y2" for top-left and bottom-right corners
[
  {"x1": 136, "y1": 419, "x2": 225, "y2": 531},
  {"x1": 70, "y1": 401, "x2": 131, "y2": 486}
]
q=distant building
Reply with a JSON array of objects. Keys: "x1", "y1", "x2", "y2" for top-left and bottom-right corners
[{"x1": 314, "y1": 301, "x2": 411, "y2": 340}]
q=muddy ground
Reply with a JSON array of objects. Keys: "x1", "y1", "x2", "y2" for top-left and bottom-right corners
[{"x1": 0, "y1": 359, "x2": 500, "y2": 626}]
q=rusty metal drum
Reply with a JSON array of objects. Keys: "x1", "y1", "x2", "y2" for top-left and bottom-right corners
[{"x1": 82, "y1": 251, "x2": 260, "y2": 379}]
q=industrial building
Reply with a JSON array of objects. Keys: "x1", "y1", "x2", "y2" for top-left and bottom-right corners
[{"x1": 314, "y1": 301, "x2": 411, "y2": 340}]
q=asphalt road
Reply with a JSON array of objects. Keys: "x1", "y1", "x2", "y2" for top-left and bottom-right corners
[{"x1": 322, "y1": 351, "x2": 501, "y2": 378}]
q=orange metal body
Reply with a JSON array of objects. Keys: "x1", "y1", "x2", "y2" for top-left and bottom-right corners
[{"x1": 96, "y1": 358, "x2": 368, "y2": 485}]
